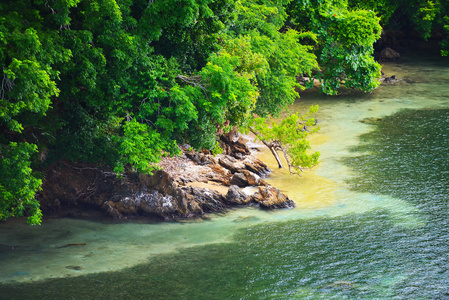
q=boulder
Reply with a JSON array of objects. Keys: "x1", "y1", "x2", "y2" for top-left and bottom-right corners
[
  {"x1": 220, "y1": 131, "x2": 250, "y2": 156},
  {"x1": 231, "y1": 138, "x2": 251, "y2": 156},
  {"x1": 205, "y1": 163, "x2": 231, "y2": 185},
  {"x1": 102, "y1": 178, "x2": 187, "y2": 220},
  {"x1": 225, "y1": 185, "x2": 251, "y2": 205},
  {"x1": 252, "y1": 186, "x2": 295, "y2": 209},
  {"x1": 182, "y1": 186, "x2": 227, "y2": 213},
  {"x1": 379, "y1": 47, "x2": 400, "y2": 61},
  {"x1": 382, "y1": 74, "x2": 401, "y2": 84},
  {"x1": 244, "y1": 158, "x2": 270, "y2": 177},
  {"x1": 104, "y1": 182, "x2": 229, "y2": 220},
  {"x1": 134, "y1": 189, "x2": 180, "y2": 218},
  {"x1": 230, "y1": 172, "x2": 249, "y2": 187},
  {"x1": 219, "y1": 156, "x2": 240, "y2": 173},
  {"x1": 241, "y1": 170, "x2": 259, "y2": 186}
]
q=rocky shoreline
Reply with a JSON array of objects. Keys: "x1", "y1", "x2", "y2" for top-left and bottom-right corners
[{"x1": 38, "y1": 134, "x2": 294, "y2": 221}]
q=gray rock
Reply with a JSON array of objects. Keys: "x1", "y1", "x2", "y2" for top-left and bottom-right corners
[
  {"x1": 230, "y1": 172, "x2": 249, "y2": 187},
  {"x1": 182, "y1": 186, "x2": 227, "y2": 213},
  {"x1": 219, "y1": 157, "x2": 240, "y2": 173},
  {"x1": 135, "y1": 190, "x2": 178, "y2": 217},
  {"x1": 226, "y1": 185, "x2": 250, "y2": 205},
  {"x1": 244, "y1": 159, "x2": 270, "y2": 177}
]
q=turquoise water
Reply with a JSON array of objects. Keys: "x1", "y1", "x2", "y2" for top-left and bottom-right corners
[{"x1": 1, "y1": 53, "x2": 449, "y2": 299}]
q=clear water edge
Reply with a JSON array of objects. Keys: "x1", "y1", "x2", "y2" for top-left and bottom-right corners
[{"x1": 1, "y1": 53, "x2": 449, "y2": 299}]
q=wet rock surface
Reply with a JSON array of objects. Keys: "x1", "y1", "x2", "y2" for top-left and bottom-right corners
[
  {"x1": 381, "y1": 73, "x2": 402, "y2": 84},
  {"x1": 39, "y1": 136, "x2": 295, "y2": 221}
]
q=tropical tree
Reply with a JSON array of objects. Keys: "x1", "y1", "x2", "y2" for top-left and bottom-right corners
[
  {"x1": 0, "y1": 1, "x2": 71, "y2": 224},
  {"x1": 349, "y1": 0, "x2": 449, "y2": 56},
  {"x1": 0, "y1": 0, "x2": 385, "y2": 224},
  {"x1": 287, "y1": 0, "x2": 383, "y2": 94},
  {"x1": 247, "y1": 105, "x2": 320, "y2": 174}
]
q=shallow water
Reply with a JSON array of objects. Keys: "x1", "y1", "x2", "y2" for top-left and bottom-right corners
[{"x1": 1, "y1": 53, "x2": 449, "y2": 299}]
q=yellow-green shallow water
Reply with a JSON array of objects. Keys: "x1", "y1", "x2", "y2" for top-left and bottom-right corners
[{"x1": 1, "y1": 53, "x2": 449, "y2": 299}]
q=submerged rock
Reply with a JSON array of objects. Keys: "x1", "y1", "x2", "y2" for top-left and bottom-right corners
[
  {"x1": 232, "y1": 215, "x2": 260, "y2": 222},
  {"x1": 382, "y1": 74, "x2": 401, "y2": 84},
  {"x1": 65, "y1": 265, "x2": 82, "y2": 271},
  {"x1": 360, "y1": 117, "x2": 383, "y2": 125}
]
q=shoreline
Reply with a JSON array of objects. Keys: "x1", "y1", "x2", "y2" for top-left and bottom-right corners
[{"x1": 35, "y1": 132, "x2": 295, "y2": 224}]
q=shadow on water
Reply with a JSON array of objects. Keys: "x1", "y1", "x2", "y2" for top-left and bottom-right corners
[
  {"x1": 344, "y1": 108, "x2": 449, "y2": 213},
  {"x1": 4, "y1": 108, "x2": 449, "y2": 299},
  {"x1": 3, "y1": 58, "x2": 449, "y2": 299},
  {"x1": 1, "y1": 210, "x2": 448, "y2": 299}
]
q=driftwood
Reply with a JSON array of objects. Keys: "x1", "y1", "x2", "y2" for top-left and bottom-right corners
[{"x1": 58, "y1": 243, "x2": 87, "y2": 248}]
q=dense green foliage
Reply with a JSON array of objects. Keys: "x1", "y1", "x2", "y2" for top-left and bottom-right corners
[
  {"x1": 287, "y1": 0, "x2": 382, "y2": 94},
  {"x1": 349, "y1": 0, "x2": 449, "y2": 56},
  {"x1": 0, "y1": 0, "x2": 391, "y2": 224},
  {"x1": 0, "y1": 142, "x2": 43, "y2": 224}
]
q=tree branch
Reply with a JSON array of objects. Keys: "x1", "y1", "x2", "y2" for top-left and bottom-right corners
[
  {"x1": 1, "y1": 72, "x2": 14, "y2": 99},
  {"x1": 176, "y1": 75, "x2": 207, "y2": 93},
  {"x1": 249, "y1": 126, "x2": 284, "y2": 169}
]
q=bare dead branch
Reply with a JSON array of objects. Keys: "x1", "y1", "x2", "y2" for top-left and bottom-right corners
[
  {"x1": 176, "y1": 74, "x2": 207, "y2": 93},
  {"x1": 63, "y1": 162, "x2": 117, "y2": 177},
  {"x1": 126, "y1": 111, "x2": 132, "y2": 122},
  {"x1": 1, "y1": 72, "x2": 14, "y2": 99},
  {"x1": 249, "y1": 126, "x2": 285, "y2": 169}
]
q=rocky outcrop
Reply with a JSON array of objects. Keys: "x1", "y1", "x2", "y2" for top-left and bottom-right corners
[
  {"x1": 38, "y1": 161, "x2": 119, "y2": 213},
  {"x1": 379, "y1": 47, "x2": 400, "y2": 62},
  {"x1": 218, "y1": 156, "x2": 240, "y2": 174},
  {"x1": 38, "y1": 140, "x2": 295, "y2": 221},
  {"x1": 225, "y1": 185, "x2": 251, "y2": 205},
  {"x1": 244, "y1": 159, "x2": 270, "y2": 177},
  {"x1": 229, "y1": 170, "x2": 267, "y2": 187},
  {"x1": 219, "y1": 130, "x2": 251, "y2": 159},
  {"x1": 252, "y1": 186, "x2": 295, "y2": 209}
]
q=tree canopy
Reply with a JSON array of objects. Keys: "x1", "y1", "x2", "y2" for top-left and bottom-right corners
[
  {"x1": 348, "y1": 0, "x2": 449, "y2": 56},
  {"x1": 6, "y1": 0, "x2": 442, "y2": 224}
]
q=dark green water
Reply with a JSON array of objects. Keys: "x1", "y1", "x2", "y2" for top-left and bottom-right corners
[
  {"x1": 2, "y1": 56, "x2": 449, "y2": 299},
  {"x1": 2, "y1": 109, "x2": 449, "y2": 299},
  {"x1": 2, "y1": 212, "x2": 436, "y2": 299}
]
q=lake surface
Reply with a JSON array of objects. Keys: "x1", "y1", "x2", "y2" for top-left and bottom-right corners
[{"x1": 1, "y1": 52, "x2": 449, "y2": 299}]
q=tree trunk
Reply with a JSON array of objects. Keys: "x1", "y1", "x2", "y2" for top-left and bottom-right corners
[
  {"x1": 268, "y1": 145, "x2": 284, "y2": 169},
  {"x1": 249, "y1": 127, "x2": 284, "y2": 169}
]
